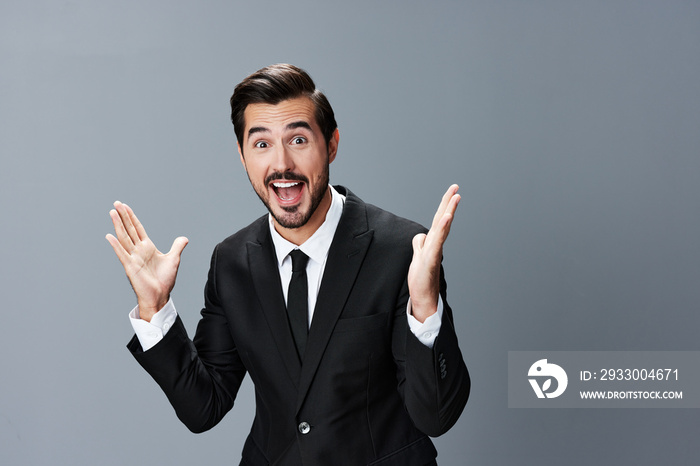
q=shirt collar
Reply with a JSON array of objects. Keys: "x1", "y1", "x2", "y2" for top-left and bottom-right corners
[{"x1": 269, "y1": 185, "x2": 346, "y2": 267}]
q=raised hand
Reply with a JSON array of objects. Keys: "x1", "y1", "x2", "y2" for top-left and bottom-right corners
[
  {"x1": 407, "y1": 184, "x2": 461, "y2": 323},
  {"x1": 106, "y1": 201, "x2": 188, "y2": 322}
]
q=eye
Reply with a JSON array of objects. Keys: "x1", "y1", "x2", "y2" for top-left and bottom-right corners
[
  {"x1": 291, "y1": 136, "x2": 306, "y2": 145},
  {"x1": 254, "y1": 141, "x2": 269, "y2": 149}
]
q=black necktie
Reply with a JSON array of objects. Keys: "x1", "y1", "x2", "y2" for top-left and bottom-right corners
[{"x1": 287, "y1": 250, "x2": 309, "y2": 360}]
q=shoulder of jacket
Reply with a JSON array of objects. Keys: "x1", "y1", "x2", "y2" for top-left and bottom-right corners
[
  {"x1": 364, "y1": 202, "x2": 428, "y2": 239},
  {"x1": 216, "y1": 214, "x2": 268, "y2": 252}
]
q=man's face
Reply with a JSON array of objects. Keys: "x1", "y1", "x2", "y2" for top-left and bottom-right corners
[{"x1": 238, "y1": 97, "x2": 338, "y2": 233}]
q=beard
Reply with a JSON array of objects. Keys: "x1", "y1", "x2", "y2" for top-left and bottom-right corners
[{"x1": 251, "y1": 162, "x2": 330, "y2": 230}]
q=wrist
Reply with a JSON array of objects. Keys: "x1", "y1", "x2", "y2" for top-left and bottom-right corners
[
  {"x1": 137, "y1": 297, "x2": 169, "y2": 322},
  {"x1": 410, "y1": 296, "x2": 438, "y2": 323}
]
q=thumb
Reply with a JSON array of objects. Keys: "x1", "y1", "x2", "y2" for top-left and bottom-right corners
[
  {"x1": 412, "y1": 233, "x2": 426, "y2": 255},
  {"x1": 169, "y1": 236, "x2": 189, "y2": 257}
]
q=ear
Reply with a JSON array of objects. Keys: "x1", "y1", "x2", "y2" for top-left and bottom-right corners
[
  {"x1": 327, "y1": 128, "x2": 339, "y2": 164},
  {"x1": 237, "y1": 141, "x2": 246, "y2": 169}
]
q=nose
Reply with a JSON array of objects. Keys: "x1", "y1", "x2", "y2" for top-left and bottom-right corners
[{"x1": 271, "y1": 144, "x2": 295, "y2": 173}]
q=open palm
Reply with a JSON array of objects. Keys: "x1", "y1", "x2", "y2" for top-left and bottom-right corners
[
  {"x1": 407, "y1": 185, "x2": 460, "y2": 323},
  {"x1": 106, "y1": 201, "x2": 188, "y2": 322}
]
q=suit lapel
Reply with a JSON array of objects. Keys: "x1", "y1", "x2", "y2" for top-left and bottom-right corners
[
  {"x1": 247, "y1": 220, "x2": 301, "y2": 387},
  {"x1": 296, "y1": 190, "x2": 374, "y2": 413}
]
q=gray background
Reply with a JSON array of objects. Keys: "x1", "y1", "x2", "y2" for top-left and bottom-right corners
[{"x1": 1, "y1": 1, "x2": 699, "y2": 465}]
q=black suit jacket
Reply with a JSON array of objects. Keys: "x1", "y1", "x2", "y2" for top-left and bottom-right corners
[{"x1": 128, "y1": 186, "x2": 470, "y2": 465}]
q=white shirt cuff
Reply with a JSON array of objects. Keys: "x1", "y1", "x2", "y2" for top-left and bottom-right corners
[
  {"x1": 129, "y1": 298, "x2": 178, "y2": 351},
  {"x1": 406, "y1": 296, "x2": 443, "y2": 348}
]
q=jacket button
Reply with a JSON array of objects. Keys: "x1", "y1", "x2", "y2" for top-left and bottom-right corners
[{"x1": 298, "y1": 422, "x2": 311, "y2": 434}]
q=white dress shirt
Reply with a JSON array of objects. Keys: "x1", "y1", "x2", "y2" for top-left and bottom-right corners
[{"x1": 130, "y1": 186, "x2": 442, "y2": 350}]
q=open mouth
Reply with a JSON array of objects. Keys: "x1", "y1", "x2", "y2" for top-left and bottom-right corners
[{"x1": 271, "y1": 181, "x2": 305, "y2": 203}]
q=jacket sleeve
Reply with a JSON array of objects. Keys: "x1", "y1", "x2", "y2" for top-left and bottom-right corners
[
  {"x1": 392, "y1": 265, "x2": 470, "y2": 437},
  {"x1": 126, "y1": 244, "x2": 247, "y2": 433}
]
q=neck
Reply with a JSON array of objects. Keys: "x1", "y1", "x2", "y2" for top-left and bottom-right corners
[{"x1": 273, "y1": 186, "x2": 332, "y2": 246}]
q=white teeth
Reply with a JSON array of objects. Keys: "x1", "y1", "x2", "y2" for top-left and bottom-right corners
[{"x1": 272, "y1": 182, "x2": 300, "y2": 188}]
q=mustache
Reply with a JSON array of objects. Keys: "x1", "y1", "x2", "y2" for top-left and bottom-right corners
[{"x1": 265, "y1": 171, "x2": 308, "y2": 185}]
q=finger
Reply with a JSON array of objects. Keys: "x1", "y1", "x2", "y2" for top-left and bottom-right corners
[
  {"x1": 123, "y1": 203, "x2": 148, "y2": 241},
  {"x1": 443, "y1": 190, "x2": 461, "y2": 220},
  {"x1": 431, "y1": 184, "x2": 460, "y2": 230},
  {"x1": 438, "y1": 193, "x2": 461, "y2": 237},
  {"x1": 114, "y1": 201, "x2": 140, "y2": 246},
  {"x1": 424, "y1": 193, "x2": 461, "y2": 253},
  {"x1": 109, "y1": 208, "x2": 134, "y2": 251},
  {"x1": 168, "y1": 236, "x2": 189, "y2": 258},
  {"x1": 105, "y1": 233, "x2": 129, "y2": 266}
]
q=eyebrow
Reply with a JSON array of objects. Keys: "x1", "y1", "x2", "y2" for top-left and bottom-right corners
[
  {"x1": 247, "y1": 121, "x2": 313, "y2": 139},
  {"x1": 286, "y1": 121, "x2": 312, "y2": 131}
]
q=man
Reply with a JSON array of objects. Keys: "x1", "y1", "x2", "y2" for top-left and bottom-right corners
[{"x1": 107, "y1": 64, "x2": 469, "y2": 465}]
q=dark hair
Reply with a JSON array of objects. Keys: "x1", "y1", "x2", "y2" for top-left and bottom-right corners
[{"x1": 230, "y1": 64, "x2": 337, "y2": 150}]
